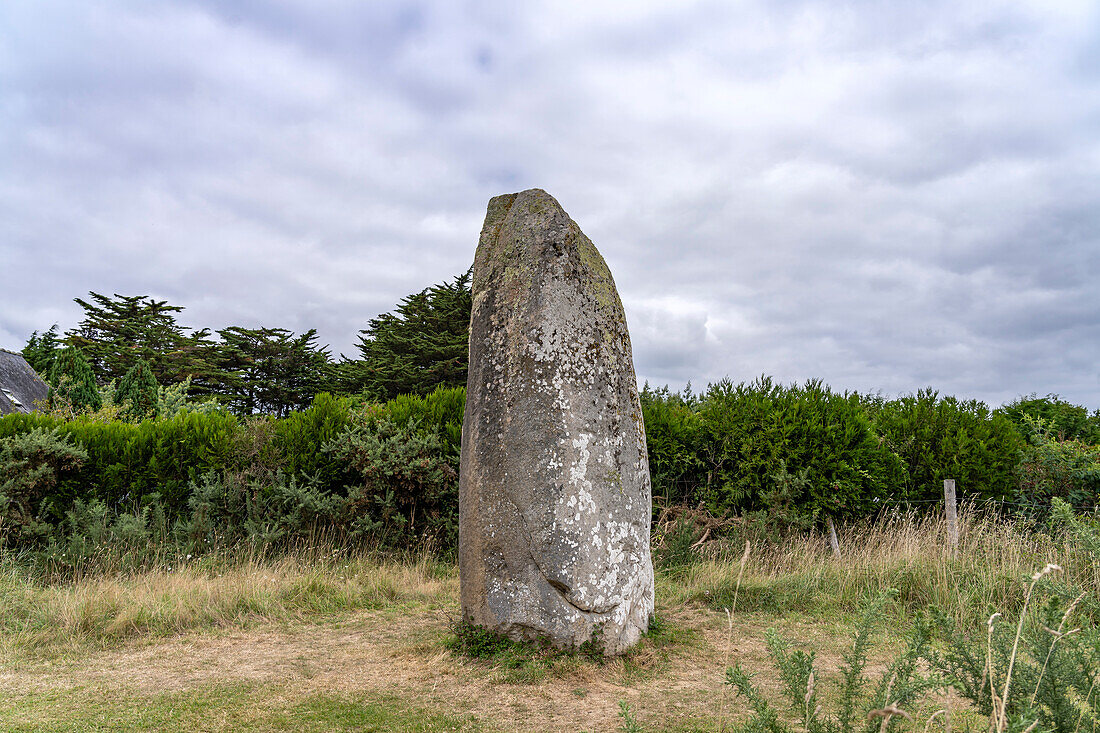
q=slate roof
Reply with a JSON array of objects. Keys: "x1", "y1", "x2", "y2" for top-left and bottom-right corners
[{"x1": 0, "y1": 348, "x2": 49, "y2": 416}]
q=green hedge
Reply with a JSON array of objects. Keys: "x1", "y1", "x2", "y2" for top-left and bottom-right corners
[
  {"x1": 868, "y1": 389, "x2": 1024, "y2": 503},
  {"x1": 0, "y1": 410, "x2": 239, "y2": 520},
  {"x1": 0, "y1": 378, "x2": 1082, "y2": 552},
  {"x1": 694, "y1": 377, "x2": 904, "y2": 519}
]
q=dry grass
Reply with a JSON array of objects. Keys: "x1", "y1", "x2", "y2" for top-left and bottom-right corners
[
  {"x1": 664, "y1": 509, "x2": 1093, "y2": 628},
  {"x1": 4, "y1": 509, "x2": 1092, "y2": 658},
  {"x1": 0, "y1": 549, "x2": 454, "y2": 652},
  {"x1": 2, "y1": 509, "x2": 1097, "y2": 730}
]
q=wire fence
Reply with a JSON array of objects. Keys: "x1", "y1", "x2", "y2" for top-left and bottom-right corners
[{"x1": 651, "y1": 478, "x2": 1054, "y2": 513}]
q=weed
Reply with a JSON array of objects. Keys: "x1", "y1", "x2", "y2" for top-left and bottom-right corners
[
  {"x1": 723, "y1": 590, "x2": 936, "y2": 732},
  {"x1": 931, "y1": 568, "x2": 1099, "y2": 732},
  {"x1": 618, "y1": 700, "x2": 644, "y2": 732}
]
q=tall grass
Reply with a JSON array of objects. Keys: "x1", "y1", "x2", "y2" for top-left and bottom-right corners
[
  {"x1": 4, "y1": 507, "x2": 1095, "y2": 656},
  {"x1": 662, "y1": 508, "x2": 1096, "y2": 628},
  {"x1": 0, "y1": 546, "x2": 454, "y2": 652}
]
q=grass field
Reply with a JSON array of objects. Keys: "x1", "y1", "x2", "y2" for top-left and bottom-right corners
[{"x1": 1, "y1": 510, "x2": 1095, "y2": 732}]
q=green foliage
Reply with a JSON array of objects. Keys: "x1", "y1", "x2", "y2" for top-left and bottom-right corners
[
  {"x1": 696, "y1": 377, "x2": 903, "y2": 520},
  {"x1": 871, "y1": 388, "x2": 1024, "y2": 504},
  {"x1": 725, "y1": 591, "x2": 935, "y2": 733},
  {"x1": 180, "y1": 470, "x2": 343, "y2": 551},
  {"x1": 1049, "y1": 498, "x2": 1100, "y2": 573},
  {"x1": 114, "y1": 358, "x2": 160, "y2": 421},
  {"x1": 156, "y1": 377, "x2": 223, "y2": 419},
  {"x1": 324, "y1": 416, "x2": 458, "y2": 547},
  {"x1": 272, "y1": 393, "x2": 354, "y2": 492},
  {"x1": 999, "y1": 394, "x2": 1100, "y2": 444},
  {"x1": 0, "y1": 428, "x2": 88, "y2": 545},
  {"x1": 376, "y1": 385, "x2": 466, "y2": 457},
  {"x1": 214, "y1": 326, "x2": 333, "y2": 417},
  {"x1": 640, "y1": 383, "x2": 705, "y2": 507},
  {"x1": 66, "y1": 292, "x2": 219, "y2": 389},
  {"x1": 618, "y1": 700, "x2": 644, "y2": 733},
  {"x1": 340, "y1": 271, "x2": 471, "y2": 401},
  {"x1": 747, "y1": 460, "x2": 817, "y2": 535},
  {"x1": 448, "y1": 620, "x2": 524, "y2": 659},
  {"x1": 931, "y1": 580, "x2": 1099, "y2": 733},
  {"x1": 60, "y1": 497, "x2": 170, "y2": 561},
  {"x1": 1015, "y1": 417, "x2": 1100, "y2": 513},
  {"x1": 21, "y1": 324, "x2": 62, "y2": 376},
  {"x1": 0, "y1": 409, "x2": 240, "y2": 526},
  {"x1": 48, "y1": 347, "x2": 102, "y2": 412}
]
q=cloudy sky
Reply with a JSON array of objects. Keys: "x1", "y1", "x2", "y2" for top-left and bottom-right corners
[{"x1": 3, "y1": 1, "x2": 1098, "y2": 408}]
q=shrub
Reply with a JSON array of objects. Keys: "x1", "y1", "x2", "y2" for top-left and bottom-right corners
[
  {"x1": 376, "y1": 385, "x2": 465, "y2": 457},
  {"x1": 324, "y1": 416, "x2": 458, "y2": 548},
  {"x1": 1015, "y1": 417, "x2": 1100, "y2": 513},
  {"x1": 724, "y1": 590, "x2": 935, "y2": 732},
  {"x1": 0, "y1": 409, "x2": 239, "y2": 524},
  {"x1": 931, "y1": 566, "x2": 1099, "y2": 732},
  {"x1": 696, "y1": 377, "x2": 903, "y2": 521},
  {"x1": 871, "y1": 388, "x2": 1024, "y2": 504},
  {"x1": 179, "y1": 470, "x2": 343, "y2": 551},
  {"x1": 998, "y1": 394, "x2": 1100, "y2": 444},
  {"x1": 272, "y1": 392, "x2": 354, "y2": 492},
  {"x1": 640, "y1": 384, "x2": 705, "y2": 508},
  {"x1": 655, "y1": 516, "x2": 701, "y2": 570},
  {"x1": 0, "y1": 428, "x2": 88, "y2": 545},
  {"x1": 48, "y1": 347, "x2": 101, "y2": 412}
]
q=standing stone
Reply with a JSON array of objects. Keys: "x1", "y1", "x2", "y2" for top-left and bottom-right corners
[{"x1": 459, "y1": 189, "x2": 654, "y2": 655}]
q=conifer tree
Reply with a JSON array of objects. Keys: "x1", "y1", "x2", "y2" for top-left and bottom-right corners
[
  {"x1": 114, "y1": 358, "x2": 159, "y2": 421},
  {"x1": 339, "y1": 271, "x2": 471, "y2": 400},
  {"x1": 213, "y1": 326, "x2": 332, "y2": 417},
  {"x1": 65, "y1": 292, "x2": 218, "y2": 389},
  {"x1": 48, "y1": 347, "x2": 102, "y2": 412},
  {"x1": 21, "y1": 325, "x2": 62, "y2": 377}
]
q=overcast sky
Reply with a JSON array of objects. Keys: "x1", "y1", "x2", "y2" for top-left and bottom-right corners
[{"x1": 3, "y1": 1, "x2": 1098, "y2": 409}]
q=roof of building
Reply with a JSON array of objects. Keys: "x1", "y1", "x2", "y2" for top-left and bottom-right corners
[{"x1": 0, "y1": 348, "x2": 49, "y2": 416}]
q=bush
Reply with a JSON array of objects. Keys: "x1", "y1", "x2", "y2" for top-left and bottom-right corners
[
  {"x1": 998, "y1": 394, "x2": 1100, "y2": 444},
  {"x1": 0, "y1": 428, "x2": 88, "y2": 545},
  {"x1": 0, "y1": 409, "x2": 239, "y2": 525},
  {"x1": 180, "y1": 470, "x2": 343, "y2": 551},
  {"x1": 640, "y1": 384, "x2": 705, "y2": 508},
  {"x1": 325, "y1": 416, "x2": 458, "y2": 548},
  {"x1": 725, "y1": 590, "x2": 935, "y2": 732},
  {"x1": 1015, "y1": 417, "x2": 1100, "y2": 513},
  {"x1": 376, "y1": 385, "x2": 465, "y2": 457},
  {"x1": 932, "y1": 566, "x2": 1099, "y2": 732},
  {"x1": 695, "y1": 377, "x2": 903, "y2": 522},
  {"x1": 871, "y1": 388, "x2": 1024, "y2": 504},
  {"x1": 272, "y1": 392, "x2": 354, "y2": 493}
]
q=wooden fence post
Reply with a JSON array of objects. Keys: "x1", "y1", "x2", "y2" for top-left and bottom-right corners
[
  {"x1": 826, "y1": 517, "x2": 841, "y2": 559},
  {"x1": 944, "y1": 479, "x2": 958, "y2": 559}
]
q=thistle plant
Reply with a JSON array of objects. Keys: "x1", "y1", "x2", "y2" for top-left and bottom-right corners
[
  {"x1": 724, "y1": 590, "x2": 935, "y2": 732},
  {"x1": 930, "y1": 564, "x2": 1099, "y2": 733}
]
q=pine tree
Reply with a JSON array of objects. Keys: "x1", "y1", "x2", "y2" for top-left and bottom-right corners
[
  {"x1": 48, "y1": 347, "x2": 102, "y2": 412},
  {"x1": 339, "y1": 271, "x2": 471, "y2": 401},
  {"x1": 213, "y1": 326, "x2": 332, "y2": 417},
  {"x1": 114, "y1": 358, "x2": 159, "y2": 421},
  {"x1": 65, "y1": 292, "x2": 219, "y2": 389},
  {"x1": 21, "y1": 325, "x2": 62, "y2": 376}
]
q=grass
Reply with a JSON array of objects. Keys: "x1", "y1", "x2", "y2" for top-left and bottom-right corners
[
  {"x1": 1, "y1": 509, "x2": 1096, "y2": 731},
  {"x1": 0, "y1": 682, "x2": 480, "y2": 732},
  {"x1": 444, "y1": 613, "x2": 700, "y2": 684},
  {"x1": 0, "y1": 547, "x2": 454, "y2": 653},
  {"x1": 5, "y1": 508, "x2": 1083, "y2": 656},
  {"x1": 663, "y1": 508, "x2": 1097, "y2": 628}
]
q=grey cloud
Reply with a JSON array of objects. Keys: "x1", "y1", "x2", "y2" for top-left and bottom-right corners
[{"x1": 2, "y1": 0, "x2": 1098, "y2": 409}]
